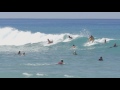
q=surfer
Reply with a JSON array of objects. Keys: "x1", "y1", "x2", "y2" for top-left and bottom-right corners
[
  {"x1": 88, "y1": 35, "x2": 94, "y2": 43},
  {"x1": 99, "y1": 56, "x2": 103, "y2": 61},
  {"x1": 17, "y1": 51, "x2": 25, "y2": 56},
  {"x1": 109, "y1": 43, "x2": 118, "y2": 48},
  {"x1": 58, "y1": 60, "x2": 64, "y2": 65},
  {"x1": 113, "y1": 43, "x2": 117, "y2": 47},
  {"x1": 68, "y1": 35, "x2": 72, "y2": 39},
  {"x1": 18, "y1": 51, "x2": 21, "y2": 55},
  {"x1": 47, "y1": 39, "x2": 53, "y2": 44},
  {"x1": 104, "y1": 39, "x2": 106, "y2": 43}
]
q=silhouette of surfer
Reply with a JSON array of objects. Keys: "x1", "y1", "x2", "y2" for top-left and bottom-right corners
[
  {"x1": 109, "y1": 43, "x2": 118, "y2": 48},
  {"x1": 18, "y1": 51, "x2": 21, "y2": 55},
  {"x1": 113, "y1": 43, "x2": 117, "y2": 47},
  {"x1": 99, "y1": 56, "x2": 103, "y2": 61},
  {"x1": 68, "y1": 35, "x2": 72, "y2": 39},
  {"x1": 17, "y1": 51, "x2": 25, "y2": 56},
  {"x1": 47, "y1": 39, "x2": 53, "y2": 44},
  {"x1": 104, "y1": 39, "x2": 106, "y2": 43}
]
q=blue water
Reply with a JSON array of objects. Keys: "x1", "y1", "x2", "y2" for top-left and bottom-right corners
[{"x1": 0, "y1": 19, "x2": 120, "y2": 78}]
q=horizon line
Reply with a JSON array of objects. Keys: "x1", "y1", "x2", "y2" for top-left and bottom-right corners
[{"x1": 0, "y1": 18, "x2": 120, "y2": 19}]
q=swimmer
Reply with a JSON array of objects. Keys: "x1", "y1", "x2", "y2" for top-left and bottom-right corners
[
  {"x1": 58, "y1": 60, "x2": 64, "y2": 65},
  {"x1": 72, "y1": 44, "x2": 76, "y2": 48},
  {"x1": 99, "y1": 56, "x2": 103, "y2": 61}
]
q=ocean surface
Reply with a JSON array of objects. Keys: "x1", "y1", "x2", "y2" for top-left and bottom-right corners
[{"x1": 0, "y1": 19, "x2": 120, "y2": 78}]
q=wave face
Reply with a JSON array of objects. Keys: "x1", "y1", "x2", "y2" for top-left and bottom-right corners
[
  {"x1": 0, "y1": 27, "x2": 48, "y2": 46},
  {"x1": 0, "y1": 27, "x2": 118, "y2": 52},
  {"x1": 0, "y1": 27, "x2": 80, "y2": 46}
]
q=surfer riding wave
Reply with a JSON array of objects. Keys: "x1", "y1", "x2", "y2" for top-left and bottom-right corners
[
  {"x1": 88, "y1": 35, "x2": 94, "y2": 43},
  {"x1": 47, "y1": 39, "x2": 53, "y2": 44}
]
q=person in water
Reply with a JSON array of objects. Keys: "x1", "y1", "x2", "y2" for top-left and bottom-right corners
[
  {"x1": 18, "y1": 51, "x2": 21, "y2": 55},
  {"x1": 72, "y1": 44, "x2": 76, "y2": 48},
  {"x1": 109, "y1": 43, "x2": 118, "y2": 48},
  {"x1": 113, "y1": 43, "x2": 117, "y2": 47},
  {"x1": 89, "y1": 35, "x2": 94, "y2": 43},
  {"x1": 18, "y1": 51, "x2": 25, "y2": 56},
  {"x1": 68, "y1": 35, "x2": 72, "y2": 39},
  {"x1": 23, "y1": 52, "x2": 25, "y2": 56},
  {"x1": 99, "y1": 56, "x2": 103, "y2": 61},
  {"x1": 58, "y1": 60, "x2": 64, "y2": 64},
  {"x1": 47, "y1": 39, "x2": 53, "y2": 44},
  {"x1": 104, "y1": 39, "x2": 106, "y2": 43}
]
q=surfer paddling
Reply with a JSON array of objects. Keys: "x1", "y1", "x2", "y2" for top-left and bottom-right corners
[
  {"x1": 58, "y1": 60, "x2": 64, "y2": 65},
  {"x1": 109, "y1": 43, "x2": 118, "y2": 48},
  {"x1": 99, "y1": 56, "x2": 103, "y2": 61}
]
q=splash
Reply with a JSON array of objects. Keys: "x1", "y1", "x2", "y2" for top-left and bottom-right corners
[
  {"x1": 79, "y1": 29, "x2": 91, "y2": 38},
  {"x1": 84, "y1": 38, "x2": 115, "y2": 46}
]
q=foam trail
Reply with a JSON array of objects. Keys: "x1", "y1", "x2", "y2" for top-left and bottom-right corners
[{"x1": 84, "y1": 38, "x2": 115, "y2": 46}]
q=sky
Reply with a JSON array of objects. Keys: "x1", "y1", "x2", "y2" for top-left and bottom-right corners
[{"x1": 0, "y1": 12, "x2": 120, "y2": 19}]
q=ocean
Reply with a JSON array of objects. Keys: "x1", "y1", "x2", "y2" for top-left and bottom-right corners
[{"x1": 0, "y1": 19, "x2": 120, "y2": 78}]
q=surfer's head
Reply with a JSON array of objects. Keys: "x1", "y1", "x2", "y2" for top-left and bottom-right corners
[{"x1": 61, "y1": 60, "x2": 63, "y2": 62}]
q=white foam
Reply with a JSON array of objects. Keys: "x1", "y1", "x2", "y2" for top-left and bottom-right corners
[
  {"x1": 22, "y1": 73, "x2": 33, "y2": 77},
  {"x1": 64, "y1": 74, "x2": 74, "y2": 78},
  {"x1": 24, "y1": 63, "x2": 51, "y2": 66},
  {"x1": 84, "y1": 38, "x2": 114, "y2": 46},
  {"x1": 36, "y1": 73, "x2": 47, "y2": 76},
  {"x1": 0, "y1": 27, "x2": 80, "y2": 46},
  {"x1": 84, "y1": 41, "x2": 97, "y2": 46}
]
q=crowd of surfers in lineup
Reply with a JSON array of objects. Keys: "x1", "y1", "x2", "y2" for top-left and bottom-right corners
[{"x1": 17, "y1": 35, "x2": 118, "y2": 64}]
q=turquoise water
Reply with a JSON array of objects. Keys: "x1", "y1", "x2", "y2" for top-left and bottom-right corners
[{"x1": 0, "y1": 19, "x2": 120, "y2": 78}]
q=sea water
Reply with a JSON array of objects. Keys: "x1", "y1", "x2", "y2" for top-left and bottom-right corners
[{"x1": 0, "y1": 19, "x2": 120, "y2": 78}]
